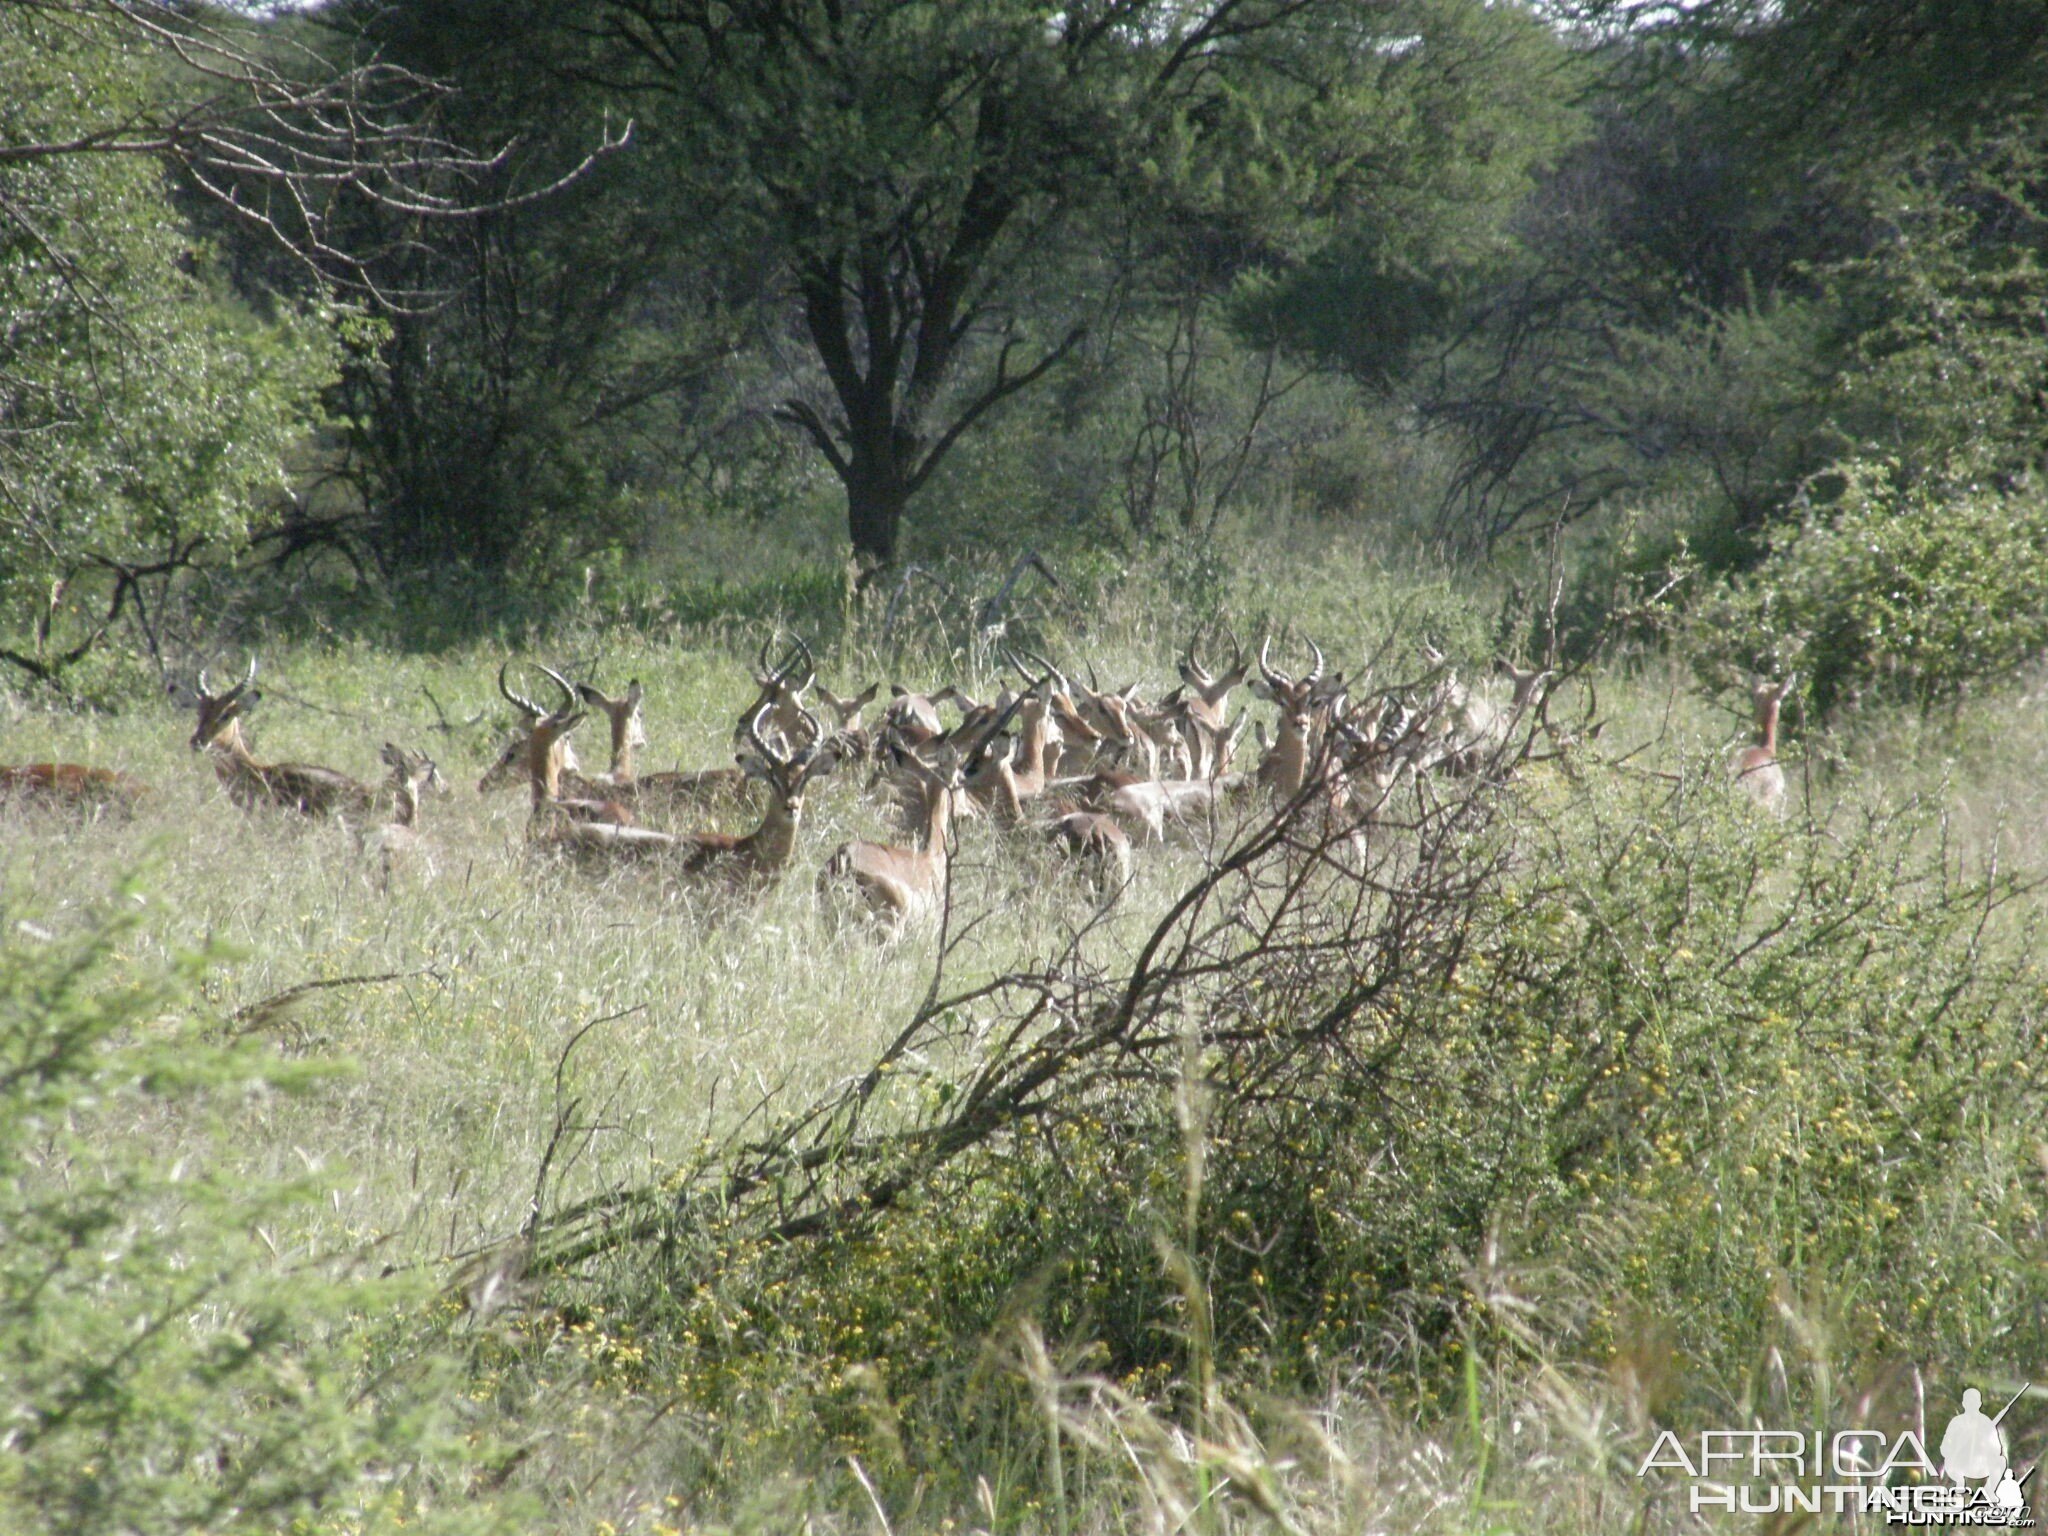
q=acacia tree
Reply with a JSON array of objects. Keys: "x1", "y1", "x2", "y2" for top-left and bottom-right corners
[{"x1": 565, "y1": 0, "x2": 1524, "y2": 573}]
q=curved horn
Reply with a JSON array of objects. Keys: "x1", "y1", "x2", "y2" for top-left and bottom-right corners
[
  {"x1": 498, "y1": 661, "x2": 547, "y2": 720},
  {"x1": 533, "y1": 662, "x2": 578, "y2": 711},
  {"x1": 967, "y1": 683, "x2": 1034, "y2": 771},
  {"x1": 1304, "y1": 639, "x2": 1325, "y2": 687},
  {"x1": 746, "y1": 702, "x2": 789, "y2": 770},
  {"x1": 242, "y1": 656, "x2": 258, "y2": 690},
  {"x1": 755, "y1": 632, "x2": 779, "y2": 683},
  {"x1": 196, "y1": 666, "x2": 212, "y2": 697},
  {"x1": 1258, "y1": 635, "x2": 1292, "y2": 689},
  {"x1": 783, "y1": 634, "x2": 816, "y2": 690},
  {"x1": 793, "y1": 705, "x2": 827, "y2": 764}
]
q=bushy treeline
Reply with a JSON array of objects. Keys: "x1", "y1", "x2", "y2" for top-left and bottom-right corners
[{"x1": 5, "y1": 0, "x2": 2045, "y2": 715}]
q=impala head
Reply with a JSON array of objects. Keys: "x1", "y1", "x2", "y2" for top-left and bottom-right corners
[
  {"x1": 881, "y1": 686, "x2": 945, "y2": 749},
  {"x1": 1250, "y1": 635, "x2": 1329, "y2": 731},
  {"x1": 189, "y1": 657, "x2": 260, "y2": 752},
  {"x1": 1178, "y1": 629, "x2": 1249, "y2": 705},
  {"x1": 1499, "y1": 659, "x2": 1555, "y2": 711},
  {"x1": 497, "y1": 662, "x2": 588, "y2": 794},
  {"x1": 381, "y1": 742, "x2": 448, "y2": 798},
  {"x1": 482, "y1": 661, "x2": 586, "y2": 790},
  {"x1": 738, "y1": 633, "x2": 816, "y2": 747},
  {"x1": 816, "y1": 682, "x2": 879, "y2": 729},
  {"x1": 1750, "y1": 673, "x2": 1798, "y2": 715},
  {"x1": 576, "y1": 676, "x2": 647, "y2": 772},
  {"x1": 735, "y1": 703, "x2": 837, "y2": 816}
]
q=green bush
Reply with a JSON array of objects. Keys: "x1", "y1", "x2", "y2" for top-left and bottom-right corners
[
  {"x1": 0, "y1": 879, "x2": 513, "y2": 1536},
  {"x1": 1689, "y1": 457, "x2": 2048, "y2": 714},
  {"x1": 555, "y1": 752, "x2": 2039, "y2": 1499}
]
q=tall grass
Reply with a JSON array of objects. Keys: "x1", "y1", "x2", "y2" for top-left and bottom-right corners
[{"x1": 4, "y1": 531, "x2": 2046, "y2": 1532}]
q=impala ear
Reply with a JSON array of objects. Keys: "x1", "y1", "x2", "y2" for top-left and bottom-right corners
[
  {"x1": 853, "y1": 683, "x2": 879, "y2": 708},
  {"x1": 626, "y1": 680, "x2": 644, "y2": 706},
  {"x1": 1249, "y1": 678, "x2": 1277, "y2": 702},
  {"x1": 735, "y1": 750, "x2": 770, "y2": 779}
]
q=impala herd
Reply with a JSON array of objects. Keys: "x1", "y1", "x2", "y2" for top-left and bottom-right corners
[{"x1": 2, "y1": 634, "x2": 1800, "y2": 928}]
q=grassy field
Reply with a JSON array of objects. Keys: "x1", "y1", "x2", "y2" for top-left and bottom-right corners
[{"x1": 6, "y1": 533, "x2": 2047, "y2": 1534}]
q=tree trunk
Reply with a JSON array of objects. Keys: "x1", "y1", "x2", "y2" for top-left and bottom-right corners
[{"x1": 843, "y1": 434, "x2": 913, "y2": 576}]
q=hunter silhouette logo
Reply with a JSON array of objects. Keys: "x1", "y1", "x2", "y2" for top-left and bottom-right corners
[{"x1": 1639, "y1": 1382, "x2": 2036, "y2": 1525}]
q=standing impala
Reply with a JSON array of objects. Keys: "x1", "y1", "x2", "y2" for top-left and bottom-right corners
[
  {"x1": 820, "y1": 743, "x2": 962, "y2": 933},
  {"x1": 1730, "y1": 674, "x2": 1796, "y2": 813},
  {"x1": 189, "y1": 659, "x2": 376, "y2": 819}
]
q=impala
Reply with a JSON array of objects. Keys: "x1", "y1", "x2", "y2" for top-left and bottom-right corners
[
  {"x1": 820, "y1": 742, "x2": 962, "y2": 933},
  {"x1": 963, "y1": 676, "x2": 1056, "y2": 823},
  {"x1": 879, "y1": 686, "x2": 946, "y2": 750},
  {"x1": 671, "y1": 705, "x2": 837, "y2": 887},
  {"x1": 479, "y1": 663, "x2": 591, "y2": 792},
  {"x1": 815, "y1": 682, "x2": 881, "y2": 761},
  {"x1": 737, "y1": 633, "x2": 817, "y2": 750},
  {"x1": 359, "y1": 743, "x2": 448, "y2": 882},
  {"x1": 1174, "y1": 631, "x2": 1252, "y2": 777},
  {"x1": 1414, "y1": 645, "x2": 1553, "y2": 775},
  {"x1": 575, "y1": 676, "x2": 753, "y2": 815},
  {"x1": 189, "y1": 660, "x2": 376, "y2": 819},
  {"x1": 1048, "y1": 809, "x2": 1131, "y2": 892},
  {"x1": 0, "y1": 760, "x2": 148, "y2": 815},
  {"x1": 1730, "y1": 674, "x2": 1796, "y2": 813},
  {"x1": 496, "y1": 664, "x2": 632, "y2": 824},
  {"x1": 1249, "y1": 637, "x2": 1335, "y2": 802}
]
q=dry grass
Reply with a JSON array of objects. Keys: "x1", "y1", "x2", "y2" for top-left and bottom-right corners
[{"x1": 6, "y1": 548, "x2": 2048, "y2": 1533}]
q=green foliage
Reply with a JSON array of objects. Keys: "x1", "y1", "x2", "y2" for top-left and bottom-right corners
[
  {"x1": 0, "y1": 7, "x2": 339, "y2": 649},
  {"x1": 0, "y1": 881, "x2": 512, "y2": 1536},
  {"x1": 555, "y1": 753, "x2": 2037, "y2": 1496},
  {"x1": 1235, "y1": 0, "x2": 1588, "y2": 385},
  {"x1": 1690, "y1": 459, "x2": 2048, "y2": 715}
]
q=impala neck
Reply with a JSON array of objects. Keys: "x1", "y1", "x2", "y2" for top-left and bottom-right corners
[
  {"x1": 391, "y1": 783, "x2": 421, "y2": 829},
  {"x1": 924, "y1": 779, "x2": 955, "y2": 863},
  {"x1": 528, "y1": 731, "x2": 563, "y2": 807},
  {"x1": 1757, "y1": 697, "x2": 1781, "y2": 756},
  {"x1": 608, "y1": 720, "x2": 635, "y2": 781},
  {"x1": 751, "y1": 796, "x2": 801, "y2": 869},
  {"x1": 1270, "y1": 712, "x2": 1311, "y2": 798},
  {"x1": 206, "y1": 722, "x2": 262, "y2": 784}
]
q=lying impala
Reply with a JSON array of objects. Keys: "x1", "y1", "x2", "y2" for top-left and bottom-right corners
[
  {"x1": 479, "y1": 663, "x2": 592, "y2": 793},
  {"x1": 542, "y1": 706, "x2": 838, "y2": 888},
  {"x1": 574, "y1": 676, "x2": 754, "y2": 815},
  {"x1": 0, "y1": 760, "x2": 148, "y2": 815},
  {"x1": 1415, "y1": 645, "x2": 1553, "y2": 775},
  {"x1": 1249, "y1": 636, "x2": 1336, "y2": 802},
  {"x1": 189, "y1": 659, "x2": 377, "y2": 819},
  {"x1": 962, "y1": 675, "x2": 1056, "y2": 824},
  {"x1": 736, "y1": 633, "x2": 817, "y2": 751},
  {"x1": 359, "y1": 743, "x2": 448, "y2": 883},
  {"x1": 819, "y1": 741, "x2": 962, "y2": 933},
  {"x1": 493, "y1": 663, "x2": 631, "y2": 824},
  {"x1": 677, "y1": 706, "x2": 838, "y2": 887},
  {"x1": 1173, "y1": 630, "x2": 1252, "y2": 777}
]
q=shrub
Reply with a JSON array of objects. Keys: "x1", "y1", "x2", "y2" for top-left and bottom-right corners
[
  {"x1": 0, "y1": 878, "x2": 513, "y2": 1536},
  {"x1": 1689, "y1": 457, "x2": 2048, "y2": 714}
]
